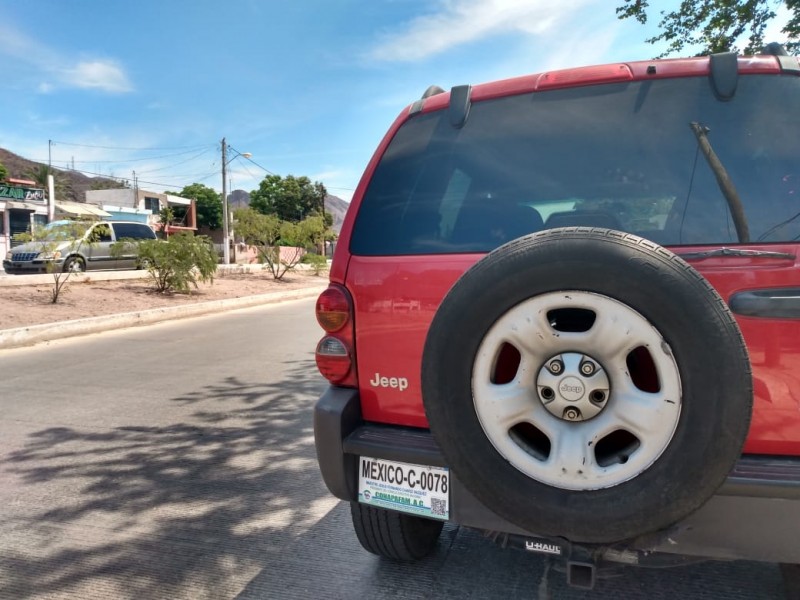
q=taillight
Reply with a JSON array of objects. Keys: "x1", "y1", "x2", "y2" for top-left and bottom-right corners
[
  {"x1": 315, "y1": 285, "x2": 357, "y2": 387},
  {"x1": 316, "y1": 336, "x2": 351, "y2": 382},
  {"x1": 316, "y1": 287, "x2": 350, "y2": 332}
]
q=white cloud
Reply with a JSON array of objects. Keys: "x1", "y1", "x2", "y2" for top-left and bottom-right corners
[
  {"x1": 62, "y1": 60, "x2": 133, "y2": 93},
  {"x1": 368, "y1": 0, "x2": 595, "y2": 62},
  {"x1": 0, "y1": 24, "x2": 133, "y2": 94}
]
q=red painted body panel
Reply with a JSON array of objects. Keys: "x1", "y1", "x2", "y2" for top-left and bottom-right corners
[{"x1": 345, "y1": 246, "x2": 800, "y2": 456}]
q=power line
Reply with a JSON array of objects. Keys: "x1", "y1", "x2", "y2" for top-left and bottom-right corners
[
  {"x1": 28, "y1": 160, "x2": 187, "y2": 190},
  {"x1": 51, "y1": 140, "x2": 214, "y2": 151},
  {"x1": 229, "y1": 145, "x2": 275, "y2": 175},
  {"x1": 135, "y1": 148, "x2": 215, "y2": 175},
  {"x1": 231, "y1": 156, "x2": 257, "y2": 180},
  {"x1": 35, "y1": 146, "x2": 217, "y2": 165}
]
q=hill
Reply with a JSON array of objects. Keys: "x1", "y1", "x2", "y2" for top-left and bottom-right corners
[
  {"x1": 324, "y1": 194, "x2": 349, "y2": 233},
  {"x1": 0, "y1": 147, "x2": 125, "y2": 203}
]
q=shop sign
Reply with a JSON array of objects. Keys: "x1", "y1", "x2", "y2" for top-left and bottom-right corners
[{"x1": 0, "y1": 185, "x2": 46, "y2": 202}]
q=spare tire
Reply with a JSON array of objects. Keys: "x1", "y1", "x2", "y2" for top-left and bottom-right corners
[{"x1": 422, "y1": 228, "x2": 752, "y2": 544}]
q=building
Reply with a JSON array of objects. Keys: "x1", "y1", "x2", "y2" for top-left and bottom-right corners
[
  {"x1": 0, "y1": 178, "x2": 49, "y2": 255},
  {"x1": 84, "y1": 188, "x2": 197, "y2": 235}
]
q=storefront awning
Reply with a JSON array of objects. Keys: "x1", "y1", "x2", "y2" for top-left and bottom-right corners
[
  {"x1": 4, "y1": 201, "x2": 42, "y2": 211},
  {"x1": 54, "y1": 201, "x2": 111, "y2": 218}
]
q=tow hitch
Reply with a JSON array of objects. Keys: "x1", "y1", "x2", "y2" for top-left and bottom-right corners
[{"x1": 485, "y1": 529, "x2": 708, "y2": 592}]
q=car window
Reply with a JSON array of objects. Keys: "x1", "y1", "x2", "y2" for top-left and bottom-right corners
[
  {"x1": 112, "y1": 223, "x2": 156, "y2": 240},
  {"x1": 42, "y1": 222, "x2": 91, "y2": 241},
  {"x1": 351, "y1": 75, "x2": 800, "y2": 255},
  {"x1": 90, "y1": 224, "x2": 113, "y2": 243}
]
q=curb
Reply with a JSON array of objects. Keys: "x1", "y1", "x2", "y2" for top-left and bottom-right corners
[{"x1": 0, "y1": 284, "x2": 326, "y2": 350}]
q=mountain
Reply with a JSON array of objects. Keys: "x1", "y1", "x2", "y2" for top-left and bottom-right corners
[
  {"x1": 324, "y1": 194, "x2": 349, "y2": 234},
  {"x1": 228, "y1": 189, "x2": 250, "y2": 209},
  {"x1": 0, "y1": 147, "x2": 125, "y2": 203}
]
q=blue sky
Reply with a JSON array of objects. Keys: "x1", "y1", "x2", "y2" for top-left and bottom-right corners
[{"x1": 0, "y1": 0, "x2": 791, "y2": 201}]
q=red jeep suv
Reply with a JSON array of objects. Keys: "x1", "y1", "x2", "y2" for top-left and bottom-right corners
[{"x1": 313, "y1": 45, "x2": 800, "y2": 589}]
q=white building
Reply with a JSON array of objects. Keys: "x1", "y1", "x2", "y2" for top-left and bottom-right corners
[{"x1": 85, "y1": 188, "x2": 196, "y2": 234}]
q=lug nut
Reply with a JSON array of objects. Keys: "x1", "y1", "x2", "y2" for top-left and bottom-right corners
[
  {"x1": 564, "y1": 408, "x2": 581, "y2": 421},
  {"x1": 541, "y1": 387, "x2": 555, "y2": 401},
  {"x1": 548, "y1": 360, "x2": 563, "y2": 375},
  {"x1": 580, "y1": 361, "x2": 596, "y2": 376},
  {"x1": 591, "y1": 390, "x2": 606, "y2": 403}
]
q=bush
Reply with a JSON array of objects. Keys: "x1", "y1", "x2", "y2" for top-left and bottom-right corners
[
  {"x1": 114, "y1": 233, "x2": 217, "y2": 294},
  {"x1": 302, "y1": 253, "x2": 328, "y2": 275},
  {"x1": 234, "y1": 208, "x2": 323, "y2": 280}
]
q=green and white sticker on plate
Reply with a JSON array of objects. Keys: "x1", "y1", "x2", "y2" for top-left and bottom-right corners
[{"x1": 358, "y1": 456, "x2": 450, "y2": 521}]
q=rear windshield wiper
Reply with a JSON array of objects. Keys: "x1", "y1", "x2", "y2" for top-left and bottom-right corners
[
  {"x1": 689, "y1": 122, "x2": 750, "y2": 243},
  {"x1": 677, "y1": 247, "x2": 796, "y2": 261}
]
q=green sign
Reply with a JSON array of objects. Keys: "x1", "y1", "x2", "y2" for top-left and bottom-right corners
[{"x1": 0, "y1": 185, "x2": 46, "y2": 202}]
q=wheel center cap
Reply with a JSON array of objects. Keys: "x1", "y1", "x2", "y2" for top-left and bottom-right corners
[
  {"x1": 559, "y1": 376, "x2": 585, "y2": 401},
  {"x1": 536, "y1": 352, "x2": 610, "y2": 422}
]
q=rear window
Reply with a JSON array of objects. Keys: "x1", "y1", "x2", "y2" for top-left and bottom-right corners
[{"x1": 351, "y1": 75, "x2": 800, "y2": 255}]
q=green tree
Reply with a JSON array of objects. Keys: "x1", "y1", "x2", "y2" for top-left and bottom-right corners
[
  {"x1": 297, "y1": 214, "x2": 328, "y2": 254},
  {"x1": 0, "y1": 162, "x2": 7, "y2": 181},
  {"x1": 171, "y1": 183, "x2": 222, "y2": 229},
  {"x1": 234, "y1": 207, "x2": 321, "y2": 279},
  {"x1": 159, "y1": 206, "x2": 176, "y2": 239},
  {"x1": 249, "y1": 174, "x2": 327, "y2": 222},
  {"x1": 617, "y1": 0, "x2": 799, "y2": 56}
]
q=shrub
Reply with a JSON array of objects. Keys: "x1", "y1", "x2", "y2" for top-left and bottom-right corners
[
  {"x1": 114, "y1": 233, "x2": 217, "y2": 294},
  {"x1": 303, "y1": 253, "x2": 328, "y2": 276}
]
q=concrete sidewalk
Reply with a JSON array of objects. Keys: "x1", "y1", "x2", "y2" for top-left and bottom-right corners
[{"x1": 0, "y1": 265, "x2": 327, "y2": 350}]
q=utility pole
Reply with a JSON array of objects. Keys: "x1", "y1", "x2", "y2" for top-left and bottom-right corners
[
  {"x1": 221, "y1": 138, "x2": 230, "y2": 264},
  {"x1": 48, "y1": 140, "x2": 52, "y2": 171},
  {"x1": 133, "y1": 170, "x2": 138, "y2": 211}
]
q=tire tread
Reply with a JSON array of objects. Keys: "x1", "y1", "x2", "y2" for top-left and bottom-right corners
[{"x1": 350, "y1": 502, "x2": 443, "y2": 561}]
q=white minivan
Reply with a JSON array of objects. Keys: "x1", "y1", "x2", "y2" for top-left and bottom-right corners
[{"x1": 3, "y1": 220, "x2": 157, "y2": 274}]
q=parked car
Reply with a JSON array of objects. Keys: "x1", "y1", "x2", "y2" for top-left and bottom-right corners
[
  {"x1": 313, "y1": 45, "x2": 800, "y2": 590},
  {"x1": 3, "y1": 219, "x2": 156, "y2": 274}
]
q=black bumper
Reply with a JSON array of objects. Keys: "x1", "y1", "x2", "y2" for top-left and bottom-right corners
[
  {"x1": 2, "y1": 260, "x2": 54, "y2": 274},
  {"x1": 314, "y1": 386, "x2": 800, "y2": 563}
]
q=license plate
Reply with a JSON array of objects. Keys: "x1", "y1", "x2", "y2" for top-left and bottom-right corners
[{"x1": 358, "y1": 457, "x2": 450, "y2": 521}]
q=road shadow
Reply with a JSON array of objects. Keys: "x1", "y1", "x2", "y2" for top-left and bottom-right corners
[{"x1": 0, "y1": 359, "x2": 332, "y2": 599}]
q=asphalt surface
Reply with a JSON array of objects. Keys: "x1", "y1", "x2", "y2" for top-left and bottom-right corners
[{"x1": 0, "y1": 298, "x2": 793, "y2": 599}]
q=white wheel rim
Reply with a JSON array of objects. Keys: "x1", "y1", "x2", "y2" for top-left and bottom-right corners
[{"x1": 472, "y1": 291, "x2": 682, "y2": 491}]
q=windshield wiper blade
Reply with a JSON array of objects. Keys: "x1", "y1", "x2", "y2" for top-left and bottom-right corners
[{"x1": 678, "y1": 247, "x2": 795, "y2": 261}]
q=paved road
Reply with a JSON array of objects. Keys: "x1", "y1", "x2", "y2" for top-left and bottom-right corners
[{"x1": 0, "y1": 299, "x2": 791, "y2": 599}]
